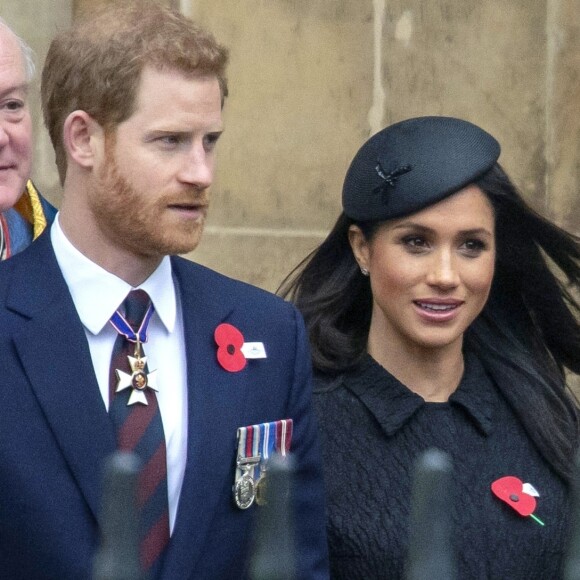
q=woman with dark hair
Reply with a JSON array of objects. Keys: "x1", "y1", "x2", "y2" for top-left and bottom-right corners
[{"x1": 280, "y1": 116, "x2": 580, "y2": 579}]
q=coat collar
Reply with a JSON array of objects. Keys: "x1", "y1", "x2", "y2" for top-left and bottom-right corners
[{"x1": 335, "y1": 351, "x2": 496, "y2": 438}]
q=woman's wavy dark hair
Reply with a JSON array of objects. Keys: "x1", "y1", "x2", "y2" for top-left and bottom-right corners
[{"x1": 279, "y1": 163, "x2": 580, "y2": 481}]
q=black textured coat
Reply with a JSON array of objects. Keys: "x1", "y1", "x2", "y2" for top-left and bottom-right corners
[{"x1": 314, "y1": 353, "x2": 570, "y2": 579}]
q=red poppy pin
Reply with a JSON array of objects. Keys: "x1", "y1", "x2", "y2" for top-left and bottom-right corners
[
  {"x1": 491, "y1": 476, "x2": 545, "y2": 526},
  {"x1": 215, "y1": 323, "x2": 247, "y2": 372}
]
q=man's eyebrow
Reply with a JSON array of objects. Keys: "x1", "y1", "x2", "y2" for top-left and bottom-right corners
[{"x1": 0, "y1": 83, "x2": 29, "y2": 99}]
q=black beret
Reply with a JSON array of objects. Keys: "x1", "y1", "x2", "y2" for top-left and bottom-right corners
[{"x1": 342, "y1": 116, "x2": 500, "y2": 221}]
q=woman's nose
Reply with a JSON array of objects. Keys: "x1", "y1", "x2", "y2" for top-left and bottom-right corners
[{"x1": 426, "y1": 250, "x2": 460, "y2": 289}]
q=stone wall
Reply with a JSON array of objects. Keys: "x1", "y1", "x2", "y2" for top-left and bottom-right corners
[
  {"x1": 60, "y1": 0, "x2": 578, "y2": 291},
  {"x1": 177, "y1": 0, "x2": 578, "y2": 292}
]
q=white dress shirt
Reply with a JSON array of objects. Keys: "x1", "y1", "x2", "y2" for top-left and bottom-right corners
[{"x1": 51, "y1": 214, "x2": 188, "y2": 533}]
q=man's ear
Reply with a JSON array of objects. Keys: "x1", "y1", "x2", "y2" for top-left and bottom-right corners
[{"x1": 62, "y1": 110, "x2": 104, "y2": 170}]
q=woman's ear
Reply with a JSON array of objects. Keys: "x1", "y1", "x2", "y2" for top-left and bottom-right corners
[
  {"x1": 348, "y1": 224, "x2": 371, "y2": 273},
  {"x1": 62, "y1": 110, "x2": 104, "y2": 171}
]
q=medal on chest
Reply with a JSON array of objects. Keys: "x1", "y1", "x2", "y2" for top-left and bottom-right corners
[
  {"x1": 115, "y1": 337, "x2": 159, "y2": 406},
  {"x1": 233, "y1": 420, "x2": 293, "y2": 509},
  {"x1": 110, "y1": 301, "x2": 158, "y2": 406}
]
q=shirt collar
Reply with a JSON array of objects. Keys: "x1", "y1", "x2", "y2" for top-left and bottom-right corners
[
  {"x1": 50, "y1": 213, "x2": 176, "y2": 335},
  {"x1": 342, "y1": 351, "x2": 496, "y2": 438}
]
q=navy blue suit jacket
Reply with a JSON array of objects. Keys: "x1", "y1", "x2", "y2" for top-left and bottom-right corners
[{"x1": 0, "y1": 231, "x2": 329, "y2": 579}]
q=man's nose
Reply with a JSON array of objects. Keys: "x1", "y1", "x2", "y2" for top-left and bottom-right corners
[
  {"x1": 0, "y1": 124, "x2": 10, "y2": 148},
  {"x1": 176, "y1": 144, "x2": 213, "y2": 190}
]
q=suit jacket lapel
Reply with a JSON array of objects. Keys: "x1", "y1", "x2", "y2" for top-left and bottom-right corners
[
  {"x1": 161, "y1": 259, "x2": 252, "y2": 579},
  {"x1": 7, "y1": 232, "x2": 116, "y2": 522}
]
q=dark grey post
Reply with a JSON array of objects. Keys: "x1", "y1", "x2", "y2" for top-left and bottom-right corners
[
  {"x1": 249, "y1": 453, "x2": 295, "y2": 580},
  {"x1": 93, "y1": 451, "x2": 143, "y2": 580},
  {"x1": 406, "y1": 448, "x2": 457, "y2": 580}
]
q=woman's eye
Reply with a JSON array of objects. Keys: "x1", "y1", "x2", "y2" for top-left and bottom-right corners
[
  {"x1": 461, "y1": 239, "x2": 487, "y2": 255},
  {"x1": 402, "y1": 236, "x2": 428, "y2": 250}
]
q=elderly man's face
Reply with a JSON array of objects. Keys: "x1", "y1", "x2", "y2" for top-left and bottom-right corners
[{"x1": 0, "y1": 26, "x2": 32, "y2": 212}]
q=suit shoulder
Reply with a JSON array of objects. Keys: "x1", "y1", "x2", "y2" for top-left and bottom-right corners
[{"x1": 171, "y1": 256, "x2": 297, "y2": 314}]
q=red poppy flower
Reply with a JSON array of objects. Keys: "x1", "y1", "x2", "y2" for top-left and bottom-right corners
[
  {"x1": 491, "y1": 476, "x2": 536, "y2": 517},
  {"x1": 215, "y1": 323, "x2": 247, "y2": 372}
]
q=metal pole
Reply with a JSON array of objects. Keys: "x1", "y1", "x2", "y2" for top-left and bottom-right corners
[
  {"x1": 249, "y1": 453, "x2": 296, "y2": 580},
  {"x1": 406, "y1": 448, "x2": 457, "y2": 580},
  {"x1": 93, "y1": 451, "x2": 143, "y2": 580}
]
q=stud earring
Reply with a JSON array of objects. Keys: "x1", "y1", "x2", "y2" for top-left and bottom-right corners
[{"x1": 360, "y1": 267, "x2": 369, "y2": 277}]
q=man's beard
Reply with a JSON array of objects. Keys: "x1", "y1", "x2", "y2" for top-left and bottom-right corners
[{"x1": 90, "y1": 142, "x2": 207, "y2": 259}]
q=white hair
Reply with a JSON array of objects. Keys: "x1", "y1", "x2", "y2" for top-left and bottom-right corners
[{"x1": 0, "y1": 17, "x2": 36, "y2": 82}]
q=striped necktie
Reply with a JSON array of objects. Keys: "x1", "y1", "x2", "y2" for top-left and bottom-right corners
[{"x1": 108, "y1": 289, "x2": 170, "y2": 573}]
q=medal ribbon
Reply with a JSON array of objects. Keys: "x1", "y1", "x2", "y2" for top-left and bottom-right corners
[
  {"x1": 276, "y1": 419, "x2": 293, "y2": 456},
  {"x1": 109, "y1": 301, "x2": 155, "y2": 343},
  {"x1": 236, "y1": 426, "x2": 259, "y2": 480},
  {"x1": 245, "y1": 425, "x2": 257, "y2": 459},
  {"x1": 260, "y1": 421, "x2": 277, "y2": 464},
  {"x1": 236, "y1": 419, "x2": 294, "y2": 483}
]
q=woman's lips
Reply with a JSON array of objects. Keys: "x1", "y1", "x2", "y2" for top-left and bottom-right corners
[{"x1": 413, "y1": 299, "x2": 464, "y2": 322}]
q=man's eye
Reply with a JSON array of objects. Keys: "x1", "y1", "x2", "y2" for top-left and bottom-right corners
[
  {"x1": 204, "y1": 133, "x2": 221, "y2": 150},
  {"x1": 4, "y1": 100, "x2": 24, "y2": 112},
  {"x1": 160, "y1": 135, "x2": 180, "y2": 145}
]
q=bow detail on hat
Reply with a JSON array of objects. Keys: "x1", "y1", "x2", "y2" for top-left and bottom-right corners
[
  {"x1": 373, "y1": 162, "x2": 413, "y2": 203},
  {"x1": 374, "y1": 162, "x2": 413, "y2": 188}
]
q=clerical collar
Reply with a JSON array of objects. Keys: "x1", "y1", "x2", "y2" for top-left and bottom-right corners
[{"x1": 0, "y1": 214, "x2": 6, "y2": 260}]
